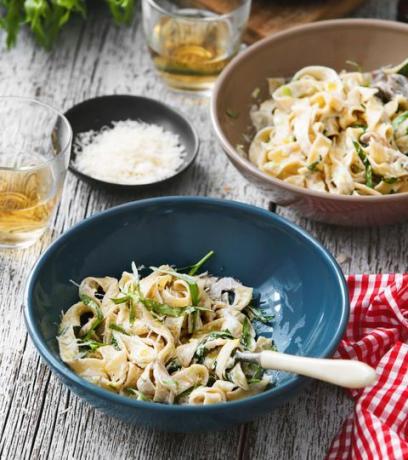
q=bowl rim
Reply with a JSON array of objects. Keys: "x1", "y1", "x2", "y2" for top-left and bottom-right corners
[
  {"x1": 211, "y1": 18, "x2": 408, "y2": 203},
  {"x1": 65, "y1": 94, "x2": 200, "y2": 189},
  {"x1": 24, "y1": 196, "x2": 349, "y2": 412}
]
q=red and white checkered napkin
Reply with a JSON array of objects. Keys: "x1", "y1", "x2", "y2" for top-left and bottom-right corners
[{"x1": 327, "y1": 275, "x2": 408, "y2": 460}]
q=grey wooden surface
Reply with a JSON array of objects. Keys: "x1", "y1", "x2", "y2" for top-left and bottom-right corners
[{"x1": 0, "y1": 1, "x2": 403, "y2": 459}]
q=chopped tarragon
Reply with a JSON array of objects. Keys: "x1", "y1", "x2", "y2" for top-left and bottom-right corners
[{"x1": 80, "y1": 294, "x2": 104, "y2": 340}]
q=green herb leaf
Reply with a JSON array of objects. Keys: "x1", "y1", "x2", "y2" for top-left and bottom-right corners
[
  {"x1": 80, "y1": 294, "x2": 104, "y2": 341},
  {"x1": 206, "y1": 330, "x2": 234, "y2": 340},
  {"x1": 109, "y1": 323, "x2": 129, "y2": 335},
  {"x1": 246, "y1": 306, "x2": 274, "y2": 325},
  {"x1": 383, "y1": 177, "x2": 398, "y2": 184},
  {"x1": 281, "y1": 86, "x2": 292, "y2": 97},
  {"x1": 353, "y1": 141, "x2": 373, "y2": 188},
  {"x1": 174, "y1": 385, "x2": 197, "y2": 403},
  {"x1": 307, "y1": 158, "x2": 321, "y2": 172},
  {"x1": 395, "y1": 58, "x2": 408, "y2": 77},
  {"x1": 187, "y1": 250, "x2": 215, "y2": 276},
  {"x1": 125, "y1": 388, "x2": 151, "y2": 401},
  {"x1": 247, "y1": 364, "x2": 264, "y2": 383},
  {"x1": 240, "y1": 318, "x2": 252, "y2": 349},
  {"x1": 350, "y1": 123, "x2": 367, "y2": 131},
  {"x1": 111, "y1": 295, "x2": 130, "y2": 304},
  {"x1": 111, "y1": 293, "x2": 138, "y2": 324},
  {"x1": 106, "y1": 0, "x2": 135, "y2": 25},
  {"x1": 243, "y1": 361, "x2": 265, "y2": 384},
  {"x1": 345, "y1": 60, "x2": 362, "y2": 72},
  {"x1": 251, "y1": 87, "x2": 261, "y2": 99},
  {"x1": 365, "y1": 163, "x2": 373, "y2": 188},
  {"x1": 150, "y1": 267, "x2": 201, "y2": 305},
  {"x1": 166, "y1": 359, "x2": 182, "y2": 374},
  {"x1": 129, "y1": 297, "x2": 137, "y2": 324},
  {"x1": 392, "y1": 112, "x2": 408, "y2": 131},
  {"x1": 141, "y1": 297, "x2": 210, "y2": 318},
  {"x1": 226, "y1": 108, "x2": 239, "y2": 119},
  {"x1": 194, "y1": 330, "x2": 233, "y2": 363},
  {"x1": 77, "y1": 339, "x2": 105, "y2": 352},
  {"x1": 0, "y1": 0, "x2": 136, "y2": 50},
  {"x1": 111, "y1": 335, "x2": 120, "y2": 350}
]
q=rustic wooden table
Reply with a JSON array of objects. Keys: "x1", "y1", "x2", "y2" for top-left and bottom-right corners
[{"x1": 0, "y1": 1, "x2": 403, "y2": 459}]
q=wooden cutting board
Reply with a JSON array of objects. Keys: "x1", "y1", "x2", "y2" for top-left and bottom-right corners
[{"x1": 195, "y1": 0, "x2": 366, "y2": 43}]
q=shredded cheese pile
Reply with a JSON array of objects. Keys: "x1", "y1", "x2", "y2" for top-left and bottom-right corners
[{"x1": 73, "y1": 120, "x2": 186, "y2": 185}]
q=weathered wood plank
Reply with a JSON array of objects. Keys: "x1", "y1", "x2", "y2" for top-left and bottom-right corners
[{"x1": 0, "y1": 1, "x2": 403, "y2": 459}]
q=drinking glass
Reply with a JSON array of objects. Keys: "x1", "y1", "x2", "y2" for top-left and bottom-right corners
[
  {"x1": 142, "y1": 0, "x2": 252, "y2": 93},
  {"x1": 0, "y1": 97, "x2": 72, "y2": 249}
]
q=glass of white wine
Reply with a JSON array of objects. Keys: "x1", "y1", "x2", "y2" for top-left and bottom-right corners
[
  {"x1": 142, "y1": 0, "x2": 252, "y2": 93},
  {"x1": 0, "y1": 97, "x2": 72, "y2": 249}
]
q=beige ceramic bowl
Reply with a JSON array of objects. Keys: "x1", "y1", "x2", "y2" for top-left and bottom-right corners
[{"x1": 211, "y1": 19, "x2": 408, "y2": 226}]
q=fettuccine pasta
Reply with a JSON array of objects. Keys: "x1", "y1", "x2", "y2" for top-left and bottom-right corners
[
  {"x1": 57, "y1": 252, "x2": 276, "y2": 405},
  {"x1": 249, "y1": 59, "x2": 408, "y2": 195}
]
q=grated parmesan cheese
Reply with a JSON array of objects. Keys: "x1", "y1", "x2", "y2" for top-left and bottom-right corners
[{"x1": 73, "y1": 120, "x2": 186, "y2": 185}]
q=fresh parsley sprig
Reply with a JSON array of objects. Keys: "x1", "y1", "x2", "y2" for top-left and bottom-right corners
[
  {"x1": 0, "y1": 0, "x2": 136, "y2": 49},
  {"x1": 80, "y1": 293, "x2": 104, "y2": 341},
  {"x1": 353, "y1": 141, "x2": 373, "y2": 188}
]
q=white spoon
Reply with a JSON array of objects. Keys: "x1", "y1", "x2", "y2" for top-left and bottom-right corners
[{"x1": 236, "y1": 350, "x2": 377, "y2": 389}]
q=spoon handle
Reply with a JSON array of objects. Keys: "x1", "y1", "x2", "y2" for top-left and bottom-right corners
[{"x1": 258, "y1": 351, "x2": 377, "y2": 389}]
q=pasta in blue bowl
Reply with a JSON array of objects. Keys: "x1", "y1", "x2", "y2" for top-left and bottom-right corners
[{"x1": 24, "y1": 196, "x2": 348, "y2": 431}]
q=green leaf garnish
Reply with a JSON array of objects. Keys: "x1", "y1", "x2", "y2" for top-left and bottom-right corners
[
  {"x1": 251, "y1": 87, "x2": 261, "y2": 99},
  {"x1": 383, "y1": 177, "x2": 398, "y2": 184},
  {"x1": 353, "y1": 141, "x2": 373, "y2": 188},
  {"x1": 106, "y1": 0, "x2": 135, "y2": 24},
  {"x1": 350, "y1": 123, "x2": 367, "y2": 131},
  {"x1": 392, "y1": 112, "x2": 408, "y2": 131},
  {"x1": 226, "y1": 108, "x2": 239, "y2": 119},
  {"x1": 307, "y1": 157, "x2": 321, "y2": 172},
  {"x1": 111, "y1": 294, "x2": 138, "y2": 324},
  {"x1": 187, "y1": 250, "x2": 215, "y2": 276},
  {"x1": 395, "y1": 58, "x2": 408, "y2": 77},
  {"x1": 247, "y1": 364, "x2": 264, "y2": 384},
  {"x1": 174, "y1": 386, "x2": 197, "y2": 404},
  {"x1": 281, "y1": 86, "x2": 292, "y2": 97},
  {"x1": 194, "y1": 330, "x2": 234, "y2": 363},
  {"x1": 109, "y1": 323, "x2": 129, "y2": 335},
  {"x1": 129, "y1": 298, "x2": 137, "y2": 324},
  {"x1": 125, "y1": 388, "x2": 151, "y2": 401},
  {"x1": 141, "y1": 297, "x2": 210, "y2": 318},
  {"x1": 150, "y1": 267, "x2": 201, "y2": 305},
  {"x1": 111, "y1": 296, "x2": 130, "y2": 304},
  {"x1": 365, "y1": 163, "x2": 373, "y2": 188},
  {"x1": 240, "y1": 317, "x2": 252, "y2": 348},
  {"x1": 345, "y1": 60, "x2": 362, "y2": 72},
  {"x1": 241, "y1": 318, "x2": 251, "y2": 348},
  {"x1": 166, "y1": 359, "x2": 182, "y2": 374},
  {"x1": 80, "y1": 294, "x2": 104, "y2": 341},
  {"x1": 77, "y1": 339, "x2": 105, "y2": 352},
  {"x1": 246, "y1": 306, "x2": 274, "y2": 325},
  {"x1": 111, "y1": 335, "x2": 120, "y2": 350},
  {"x1": 242, "y1": 361, "x2": 266, "y2": 384}
]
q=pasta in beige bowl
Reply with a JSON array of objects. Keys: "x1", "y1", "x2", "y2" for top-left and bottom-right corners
[
  {"x1": 249, "y1": 62, "x2": 408, "y2": 196},
  {"x1": 212, "y1": 19, "x2": 408, "y2": 225}
]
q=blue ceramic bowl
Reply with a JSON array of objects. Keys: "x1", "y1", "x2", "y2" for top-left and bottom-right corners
[{"x1": 24, "y1": 197, "x2": 348, "y2": 432}]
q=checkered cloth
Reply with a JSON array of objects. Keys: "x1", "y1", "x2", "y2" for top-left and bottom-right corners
[{"x1": 327, "y1": 275, "x2": 408, "y2": 460}]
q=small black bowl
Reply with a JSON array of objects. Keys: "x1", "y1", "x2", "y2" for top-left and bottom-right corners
[{"x1": 64, "y1": 95, "x2": 199, "y2": 190}]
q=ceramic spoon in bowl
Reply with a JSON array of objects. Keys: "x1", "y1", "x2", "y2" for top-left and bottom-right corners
[{"x1": 236, "y1": 351, "x2": 377, "y2": 389}]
